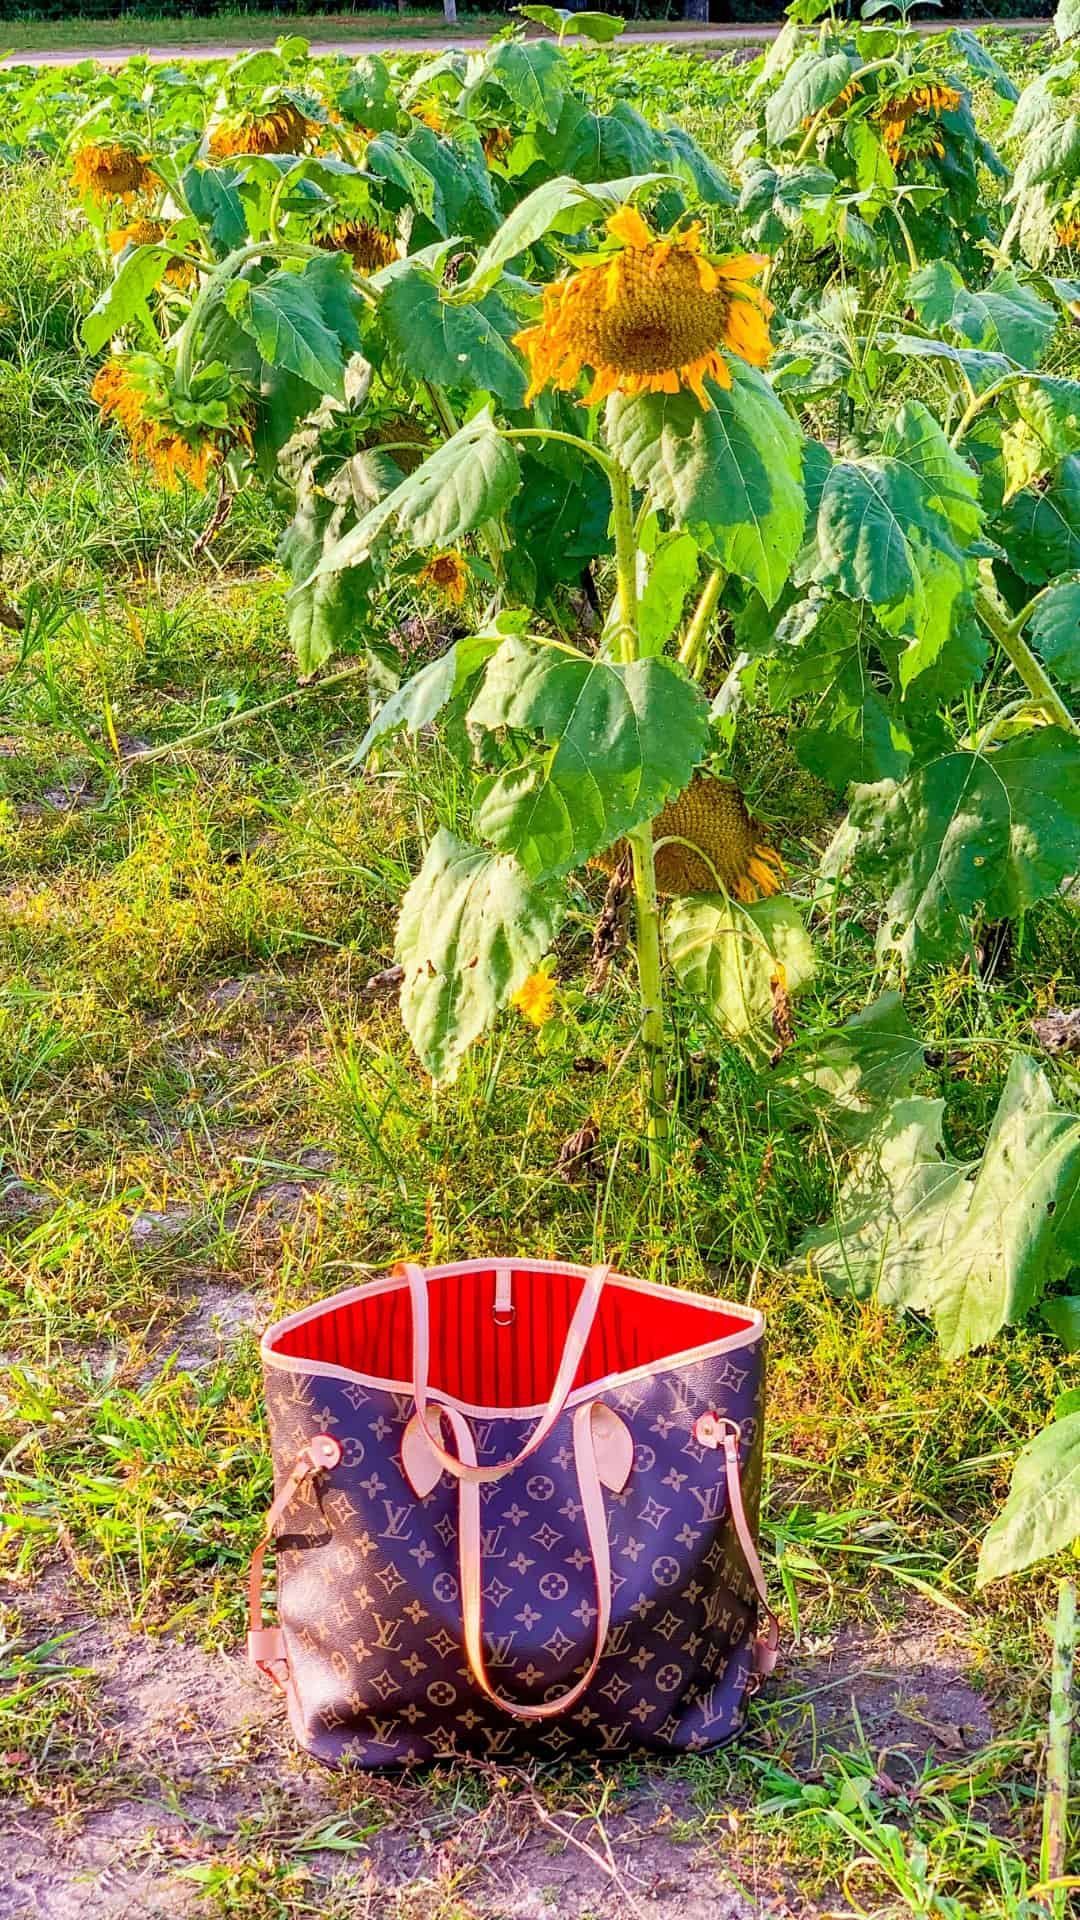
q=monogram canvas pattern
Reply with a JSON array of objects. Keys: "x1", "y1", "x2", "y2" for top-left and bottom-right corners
[{"x1": 262, "y1": 1338, "x2": 765, "y2": 1767}]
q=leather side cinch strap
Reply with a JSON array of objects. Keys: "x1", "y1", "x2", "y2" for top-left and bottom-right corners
[
  {"x1": 398, "y1": 1259, "x2": 611, "y2": 1489},
  {"x1": 694, "y1": 1412, "x2": 780, "y2": 1678},
  {"x1": 247, "y1": 1432, "x2": 341, "y2": 1690},
  {"x1": 431, "y1": 1398, "x2": 633, "y2": 1721}
]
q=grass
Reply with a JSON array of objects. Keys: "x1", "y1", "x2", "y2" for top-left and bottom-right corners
[
  {"x1": 0, "y1": 34, "x2": 1077, "y2": 1920},
  {"x1": 0, "y1": 7, "x2": 778, "y2": 55}
]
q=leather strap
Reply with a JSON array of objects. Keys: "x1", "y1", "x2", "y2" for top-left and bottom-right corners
[
  {"x1": 246, "y1": 1432, "x2": 341, "y2": 1690},
  {"x1": 398, "y1": 1260, "x2": 611, "y2": 1489},
  {"x1": 695, "y1": 1412, "x2": 779, "y2": 1677},
  {"x1": 437, "y1": 1398, "x2": 630, "y2": 1721}
]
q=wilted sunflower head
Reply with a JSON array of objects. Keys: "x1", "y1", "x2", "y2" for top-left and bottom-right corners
[
  {"x1": 91, "y1": 354, "x2": 238, "y2": 492},
  {"x1": 874, "y1": 81, "x2": 961, "y2": 163},
  {"x1": 72, "y1": 143, "x2": 157, "y2": 204},
  {"x1": 411, "y1": 100, "x2": 449, "y2": 135},
  {"x1": 315, "y1": 218, "x2": 399, "y2": 273},
  {"x1": 108, "y1": 219, "x2": 196, "y2": 290},
  {"x1": 208, "y1": 101, "x2": 315, "y2": 158},
  {"x1": 482, "y1": 124, "x2": 514, "y2": 163},
  {"x1": 594, "y1": 774, "x2": 784, "y2": 902},
  {"x1": 513, "y1": 205, "x2": 772, "y2": 409},
  {"x1": 418, "y1": 550, "x2": 469, "y2": 604}
]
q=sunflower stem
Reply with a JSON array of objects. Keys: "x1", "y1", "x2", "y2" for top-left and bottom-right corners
[
  {"x1": 611, "y1": 461, "x2": 667, "y2": 1180},
  {"x1": 973, "y1": 581, "x2": 1080, "y2": 739},
  {"x1": 677, "y1": 566, "x2": 725, "y2": 678}
]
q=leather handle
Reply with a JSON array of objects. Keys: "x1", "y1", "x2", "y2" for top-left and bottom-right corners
[
  {"x1": 695, "y1": 1412, "x2": 780, "y2": 1678},
  {"x1": 436, "y1": 1398, "x2": 631, "y2": 1721},
  {"x1": 246, "y1": 1432, "x2": 341, "y2": 1690},
  {"x1": 399, "y1": 1260, "x2": 611, "y2": 1489}
]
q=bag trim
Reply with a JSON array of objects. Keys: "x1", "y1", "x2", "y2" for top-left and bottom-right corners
[{"x1": 260, "y1": 1259, "x2": 763, "y2": 1420}]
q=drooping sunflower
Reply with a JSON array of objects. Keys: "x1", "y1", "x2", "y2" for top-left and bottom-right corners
[
  {"x1": 873, "y1": 81, "x2": 961, "y2": 165},
  {"x1": 72, "y1": 143, "x2": 157, "y2": 205},
  {"x1": 511, "y1": 971, "x2": 557, "y2": 1027},
  {"x1": 1056, "y1": 217, "x2": 1080, "y2": 249},
  {"x1": 411, "y1": 100, "x2": 449, "y2": 135},
  {"x1": 418, "y1": 550, "x2": 469, "y2": 605},
  {"x1": 109, "y1": 220, "x2": 196, "y2": 291},
  {"x1": 208, "y1": 102, "x2": 315, "y2": 159},
  {"x1": 803, "y1": 77, "x2": 862, "y2": 129},
  {"x1": 594, "y1": 774, "x2": 784, "y2": 903},
  {"x1": 315, "y1": 218, "x2": 399, "y2": 273},
  {"x1": 513, "y1": 206, "x2": 772, "y2": 409},
  {"x1": 482, "y1": 124, "x2": 514, "y2": 164},
  {"x1": 92, "y1": 357, "x2": 220, "y2": 492}
]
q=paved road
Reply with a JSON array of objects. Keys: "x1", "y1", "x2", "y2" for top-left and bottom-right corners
[{"x1": 0, "y1": 18, "x2": 1050, "y2": 65}]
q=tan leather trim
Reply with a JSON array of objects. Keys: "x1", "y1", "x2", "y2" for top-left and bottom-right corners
[
  {"x1": 696, "y1": 1416, "x2": 780, "y2": 1677},
  {"x1": 452, "y1": 1400, "x2": 620, "y2": 1721},
  {"x1": 246, "y1": 1434, "x2": 342, "y2": 1691},
  {"x1": 399, "y1": 1260, "x2": 612, "y2": 1488},
  {"x1": 259, "y1": 1261, "x2": 764, "y2": 1413}
]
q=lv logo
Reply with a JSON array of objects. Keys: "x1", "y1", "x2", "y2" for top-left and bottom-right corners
[
  {"x1": 484, "y1": 1632, "x2": 517, "y2": 1668},
  {"x1": 690, "y1": 1481, "x2": 728, "y2": 1524},
  {"x1": 480, "y1": 1526, "x2": 507, "y2": 1559},
  {"x1": 372, "y1": 1613, "x2": 403, "y2": 1653},
  {"x1": 380, "y1": 1501, "x2": 415, "y2": 1541}
]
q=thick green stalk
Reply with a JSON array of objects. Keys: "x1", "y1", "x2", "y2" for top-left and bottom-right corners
[
  {"x1": 1040, "y1": 1580, "x2": 1076, "y2": 1919},
  {"x1": 611, "y1": 463, "x2": 667, "y2": 1177},
  {"x1": 677, "y1": 566, "x2": 724, "y2": 678},
  {"x1": 974, "y1": 583, "x2": 1080, "y2": 740}
]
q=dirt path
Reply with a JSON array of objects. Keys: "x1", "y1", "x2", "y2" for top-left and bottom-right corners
[{"x1": 0, "y1": 18, "x2": 1052, "y2": 64}]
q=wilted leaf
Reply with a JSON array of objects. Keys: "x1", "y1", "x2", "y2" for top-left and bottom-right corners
[
  {"x1": 667, "y1": 894, "x2": 815, "y2": 1043},
  {"x1": 395, "y1": 828, "x2": 564, "y2": 1081},
  {"x1": 468, "y1": 638, "x2": 709, "y2": 878},
  {"x1": 976, "y1": 1413, "x2": 1080, "y2": 1585},
  {"x1": 799, "y1": 1054, "x2": 1080, "y2": 1360}
]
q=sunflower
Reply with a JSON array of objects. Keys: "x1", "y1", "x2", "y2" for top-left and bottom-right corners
[
  {"x1": 411, "y1": 100, "x2": 448, "y2": 135},
  {"x1": 594, "y1": 775, "x2": 784, "y2": 903},
  {"x1": 72, "y1": 143, "x2": 157, "y2": 205},
  {"x1": 109, "y1": 220, "x2": 196, "y2": 291},
  {"x1": 1057, "y1": 218, "x2": 1080, "y2": 249},
  {"x1": 315, "y1": 218, "x2": 399, "y2": 273},
  {"x1": 512, "y1": 972, "x2": 556, "y2": 1027},
  {"x1": 418, "y1": 550, "x2": 469, "y2": 605},
  {"x1": 208, "y1": 102, "x2": 315, "y2": 159},
  {"x1": 482, "y1": 124, "x2": 514, "y2": 163},
  {"x1": 803, "y1": 77, "x2": 862, "y2": 128},
  {"x1": 92, "y1": 358, "x2": 219, "y2": 492},
  {"x1": 873, "y1": 82, "x2": 961, "y2": 165},
  {"x1": 513, "y1": 206, "x2": 772, "y2": 409}
]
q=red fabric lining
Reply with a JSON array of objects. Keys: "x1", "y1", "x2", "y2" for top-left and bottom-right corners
[{"x1": 269, "y1": 1269, "x2": 753, "y2": 1409}]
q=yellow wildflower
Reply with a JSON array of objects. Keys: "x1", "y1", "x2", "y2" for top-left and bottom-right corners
[{"x1": 512, "y1": 972, "x2": 557, "y2": 1027}]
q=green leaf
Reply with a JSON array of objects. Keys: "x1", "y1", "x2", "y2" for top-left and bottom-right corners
[
  {"x1": 780, "y1": 991, "x2": 925, "y2": 1137},
  {"x1": 998, "y1": 456, "x2": 1080, "y2": 585},
  {"x1": 977, "y1": 1414, "x2": 1080, "y2": 1586},
  {"x1": 738, "y1": 158, "x2": 838, "y2": 249},
  {"x1": 638, "y1": 532, "x2": 701, "y2": 656},
  {"x1": 1043, "y1": 1295, "x2": 1080, "y2": 1351},
  {"x1": 813, "y1": 402, "x2": 979, "y2": 686},
  {"x1": 667, "y1": 894, "x2": 815, "y2": 1043},
  {"x1": 183, "y1": 163, "x2": 248, "y2": 253},
  {"x1": 1027, "y1": 577, "x2": 1080, "y2": 686},
  {"x1": 768, "y1": 596, "x2": 911, "y2": 790},
  {"x1": 837, "y1": 730, "x2": 1080, "y2": 966},
  {"x1": 468, "y1": 638, "x2": 709, "y2": 879},
  {"x1": 338, "y1": 56, "x2": 401, "y2": 133},
  {"x1": 377, "y1": 264, "x2": 527, "y2": 406},
  {"x1": 279, "y1": 477, "x2": 369, "y2": 675},
  {"x1": 907, "y1": 262, "x2": 1057, "y2": 367},
  {"x1": 1004, "y1": 377, "x2": 1080, "y2": 498},
  {"x1": 1058, "y1": 0, "x2": 1080, "y2": 42},
  {"x1": 605, "y1": 367, "x2": 805, "y2": 608},
  {"x1": 365, "y1": 133, "x2": 437, "y2": 220},
  {"x1": 82, "y1": 245, "x2": 167, "y2": 353},
  {"x1": 350, "y1": 623, "x2": 516, "y2": 764},
  {"x1": 460, "y1": 175, "x2": 617, "y2": 297},
  {"x1": 395, "y1": 828, "x2": 564, "y2": 1082},
  {"x1": 570, "y1": 11, "x2": 627, "y2": 41},
  {"x1": 947, "y1": 28, "x2": 1019, "y2": 102},
  {"x1": 800, "y1": 1054, "x2": 1080, "y2": 1361},
  {"x1": 235, "y1": 255, "x2": 363, "y2": 401},
  {"x1": 309, "y1": 411, "x2": 520, "y2": 582},
  {"x1": 481, "y1": 40, "x2": 566, "y2": 133},
  {"x1": 765, "y1": 49, "x2": 855, "y2": 147}
]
